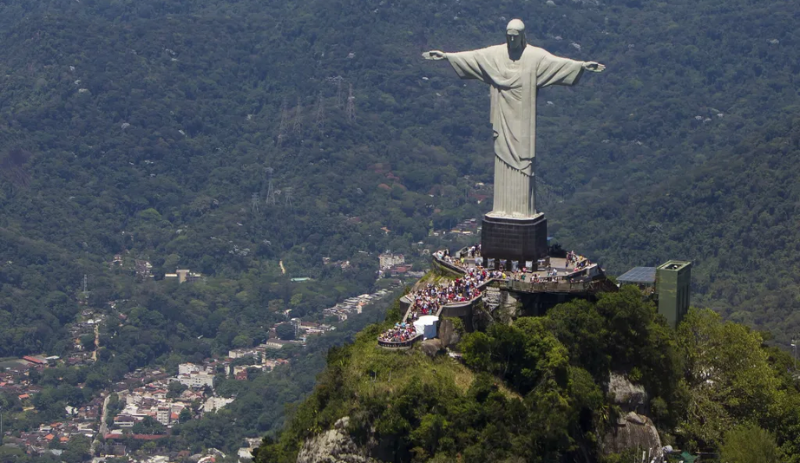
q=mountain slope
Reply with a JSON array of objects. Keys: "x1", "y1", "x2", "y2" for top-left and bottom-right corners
[
  {"x1": 556, "y1": 116, "x2": 800, "y2": 343},
  {"x1": 257, "y1": 290, "x2": 800, "y2": 462}
]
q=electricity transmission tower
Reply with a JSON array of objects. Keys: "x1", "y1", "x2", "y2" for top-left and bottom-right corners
[
  {"x1": 276, "y1": 98, "x2": 289, "y2": 147},
  {"x1": 264, "y1": 167, "x2": 276, "y2": 206},
  {"x1": 251, "y1": 193, "x2": 260, "y2": 213},
  {"x1": 292, "y1": 97, "x2": 303, "y2": 135},
  {"x1": 327, "y1": 76, "x2": 344, "y2": 108},
  {"x1": 283, "y1": 187, "x2": 294, "y2": 209},
  {"x1": 345, "y1": 84, "x2": 356, "y2": 122},
  {"x1": 314, "y1": 92, "x2": 325, "y2": 136}
]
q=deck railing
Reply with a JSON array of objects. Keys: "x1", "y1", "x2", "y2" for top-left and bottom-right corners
[
  {"x1": 380, "y1": 254, "x2": 605, "y2": 347},
  {"x1": 377, "y1": 334, "x2": 423, "y2": 348},
  {"x1": 379, "y1": 259, "x2": 484, "y2": 347}
]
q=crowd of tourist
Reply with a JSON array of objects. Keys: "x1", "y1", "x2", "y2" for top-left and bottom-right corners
[
  {"x1": 437, "y1": 247, "x2": 555, "y2": 282},
  {"x1": 435, "y1": 248, "x2": 482, "y2": 273},
  {"x1": 378, "y1": 249, "x2": 494, "y2": 345},
  {"x1": 518, "y1": 271, "x2": 558, "y2": 283},
  {"x1": 378, "y1": 246, "x2": 597, "y2": 345},
  {"x1": 465, "y1": 244, "x2": 481, "y2": 258},
  {"x1": 378, "y1": 322, "x2": 417, "y2": 344},
  {"x1": 407, "y1": 270, "x2": 492, "y2": 321},
  {"x1": 442, "y1": 245, "x2": 595, "y2": 282},
  {"x1": 566, "y1": 250, "x2": 593, "y2": 273}
]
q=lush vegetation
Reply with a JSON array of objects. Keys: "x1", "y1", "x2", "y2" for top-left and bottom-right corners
[
  {"x1": 258, "y1": 288, "x2": 800, "y2": 462},
  {"x1": 0, "y1": 0, "x2": 797, "y2": 357}
]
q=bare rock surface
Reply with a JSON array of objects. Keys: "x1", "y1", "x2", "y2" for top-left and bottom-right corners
[
  {"x1": 608, "y1": 372, "x2": 647, "y2": 413},
  {"x1": 296, "y1": 417, "x2": 381, "y2": 463},
  {"x1": 601, "y1": 412, "x2": 662, "y2": 456},
  {"x1": 438, "y1": 319, "x2": 462, "y2": 349},
  {"x1": 420, "y1": 339, "x2": 444, "y2": 357},
  {"x1": 601, "y1": 374, "x2": 661, "y2": 456}
]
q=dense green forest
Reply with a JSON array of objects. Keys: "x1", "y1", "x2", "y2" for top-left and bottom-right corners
[
  {"x1": 258, "y1": 289, "x2": 800, "y2": 462},
  {"x1": 1, "y1": 0, "x2": 798, "y2": 352}
]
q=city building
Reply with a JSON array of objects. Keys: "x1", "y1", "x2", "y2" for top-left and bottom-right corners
[
  {"x1": 175, "y1": 370, "x2": 214, "y2": 388},
  {"x1": 165, "y1": 269, "x2": 203, "y2": 283},
  {"x1": 264, "y1": 339, "x2": 293, "y2": 349},
  {"x1": 113, "y1": 415, "x2": 136, "y2": 428},
  {"x1": 204, "y1": 397, "x2": 234, "y2": 413},
  {"x1": 379, "y1": 252, "x2": 405, "y2": 269},
  {"x1": 178, "y1": 363, "x2": 201, "y2": 376},
  {"x1": 156, "y1": 406, "x2": 171, "y2": 426}
]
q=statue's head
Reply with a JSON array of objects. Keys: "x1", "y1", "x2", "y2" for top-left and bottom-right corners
[{"x1": 506, "y1": 19, "x2": 527, "y2": 51}]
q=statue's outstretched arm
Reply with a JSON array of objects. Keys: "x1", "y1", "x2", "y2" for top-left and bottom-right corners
[
  {"x1": 582, "y1": 61, "x2": 606, "y2": 72},
  {"x1": 422, "y1": 50, "x2": 447, "y2": 61}
]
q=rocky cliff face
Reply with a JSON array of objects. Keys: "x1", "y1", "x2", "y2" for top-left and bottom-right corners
[
  {"x1": 608, "y1": 372, "x2": 648, "y2": 415},
  {"x1": 296, "y1": 418, "x2": 381, "y2": 463},
  {"x1": 299, "y1": 409, "x2": 663, "y2": 463},
  {"x1": 601, "y1": 411, "x2": 662, "y2": 456},
  {"x1": 600, "y1": 373, "x2": 662, "y2": 456},
  {"x1": 437, "y1": 318, "x2": 462, "y2": 349}
]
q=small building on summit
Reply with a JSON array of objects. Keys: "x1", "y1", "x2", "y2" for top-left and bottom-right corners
[
  {"x1": 618, "y1": 260, "x2": 692, "y2": 329},
  {"x1": 656, "y1": 260, "x2": 692, "y2": 329},
  {"x1": 617, "y1": 267, "x2": 657, "y2": 290}
]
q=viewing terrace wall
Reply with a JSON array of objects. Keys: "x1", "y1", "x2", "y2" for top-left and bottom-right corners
[
  {"x1": 379, "y1": 258, "x2": 486, "y2": 347},
  {"x1": 492, "y1": 278, "x2": 611, "y2": 295},
  {"x1": 431, "y1": 256, "x2": 465, "y2": 279},
  {"x1": 377, "y1": 334, "x2": 422, "y2": 349},
  {"x1": 380, "y1": 252, "x2": 615, "y2": 347},
  {"x1": 432, "y1": 254, "x2": 606, "y2": 295}
]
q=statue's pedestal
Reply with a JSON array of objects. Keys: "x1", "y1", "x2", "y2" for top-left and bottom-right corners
[{"x1": 481, "y1": 213, "x2": 548, "y2": 270}]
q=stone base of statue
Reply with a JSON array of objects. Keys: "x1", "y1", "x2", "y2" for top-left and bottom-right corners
[{"x1": 481, "y1": 212, "x2": 548, "y2": 270}]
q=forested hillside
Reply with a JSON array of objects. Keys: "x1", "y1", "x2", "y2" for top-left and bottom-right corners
[
  {"x1": 558, "y1": 117, "x2": 800, "y2": 342},
  {"x1": 1, "y1": 0, "x2": 798, "y2": 349},
  {"x1": 258, "y1": 292, "x2": 800, "y2": 462},
  {"x1": 2, "y1": 0, "x2": 798, "y2": 353}
]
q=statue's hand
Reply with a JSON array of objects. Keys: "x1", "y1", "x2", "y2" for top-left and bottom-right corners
[
  {"x1": 422, "y1": 50, "x2": 447, "y2": 61},
  {"x1": 582, "y1": 61, "x2": 606, "y2": 72}
]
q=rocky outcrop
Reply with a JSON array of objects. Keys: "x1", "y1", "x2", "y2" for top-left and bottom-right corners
[
  {"x1": 471, "y1": 303, "x2": 494, "y2": 332},
  {"x1": 437, "y1": 319, "x2": 462, "y2": 350},
  {"x1": 601, "y1": 412, "x2": 662, "y2": 456},
  {"x1": 296, "y1": 418, "x2": 382, "y2": 463},
  {"x1": 608, "y1": 372, "x2": 648, "y2": 414},
  {"x1": 420, "y1": 339, "x2": 444, "y2": 357},
  {"x1": 600, "y1": 374, "x2": 661, "y2": 456}
]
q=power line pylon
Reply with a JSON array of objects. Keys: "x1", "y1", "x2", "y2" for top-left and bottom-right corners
[
  {"x1": 264, "y1": 167, "x2": 276, "y2": 206},
  {"x1": 314, "y1": 92, "x2": 325, "y2": 136},
  {"x1": 276, "y1": 98, "x2": 289, "y2": 147},
  {"x1": 283, "y1": 187, "x2": 294, "y2": 209},
  {"x1": 326, "y1": 76, "x2": 344, "y2": 109},
  {"x1": 292, "y1": 97, "x2": 303, "y2": 135},
  {"x1": 345, "y1": 84, "x2": 355, "y2": 122}
]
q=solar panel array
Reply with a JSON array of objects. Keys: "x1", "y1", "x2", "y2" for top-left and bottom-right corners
[{"x1": 617, "y1": 267, "x2": 657, "y2": 284}]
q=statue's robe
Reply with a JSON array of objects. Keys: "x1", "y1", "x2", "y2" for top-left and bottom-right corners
[{"x1": 447, "y1": 44, "x2": 584, "y2": 218}]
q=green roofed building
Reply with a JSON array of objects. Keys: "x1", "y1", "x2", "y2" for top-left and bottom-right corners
[{"x1": 656, "y1": 260, "x2": 692, "y2": 329}]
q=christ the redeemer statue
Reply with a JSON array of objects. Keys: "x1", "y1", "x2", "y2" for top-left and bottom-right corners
[{"x1": 424, "y1": 19, "x2": 605, "y2": 219}]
